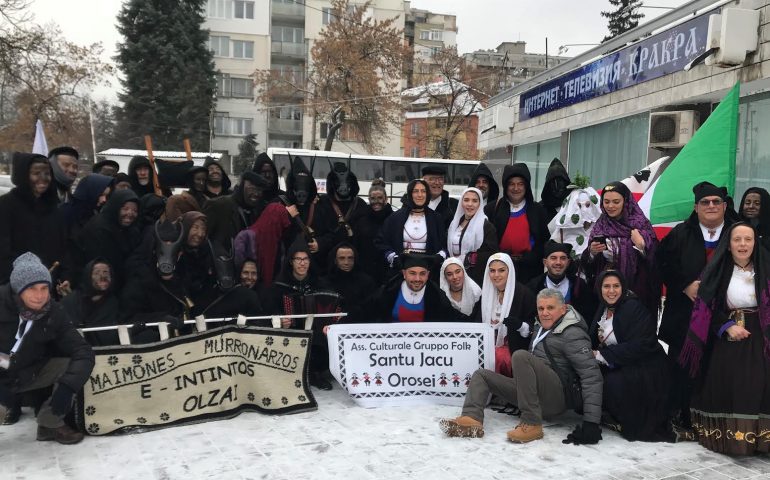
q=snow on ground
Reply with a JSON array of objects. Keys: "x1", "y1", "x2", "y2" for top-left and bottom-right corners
[{"x1": 2, "y1": 386, "x2": 770, "y2": 480}]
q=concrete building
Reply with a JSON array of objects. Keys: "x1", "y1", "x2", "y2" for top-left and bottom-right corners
[
  {"x1": 463, "y1": 42, "x2": 571, "y2": 94},
  {"x1": 404, "y1": 3, "x2": 458, "y2": 87},
  {"x1": 204, "y1": 0, "x2": 407, "y2": 162},
  {"x1": 478, "y1": 0, "x2": 770, "y2": 201}
]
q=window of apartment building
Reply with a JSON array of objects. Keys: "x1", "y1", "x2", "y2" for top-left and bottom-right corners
[
  {"x1": 230, "y1": 78, "x2": 253, "y2": 97},
  {"x1": 429, "y1": 46, "x2": 442, "y2": 56},
  {"x1": 434, "y1": 118, "x2": 448, "y2": 129},
  {"x1": 322, "y1": 7, "x2": 333, "y2": 25},
  {"x1": 207, "y1": 0, "x2": 231, "y2": 18},
  {"x1": 410, "y1": 146, "x2": 420, "y2": 157},
  {"x1": 271, "y1": 107, "x2": 301, "y2": 120},
  {"x1": 434, "y1": 139, "x2": 447, "y2": 154},
  {"x1": 274, "y1": 64, "x2": 303, "y2": 83},
  {"x1": 232, "y1": 40, "x2": 254, "y2": 59},
  {"x1": 410, "y1": 122, "x2": 419, "y2": 136},
  {"x1": 419, "y1": 30, "x2": 442, "y2": 41},
  {"x1": 272, "y1": 26, "x2": 304, "y2": 44},
  {"x1": 209, "y1": 35, "x2": 230, "y2": 57},
  {"x1": 214, "y1": 114, "x2": 253, "y2": 136},
  {"x1": 234, "y1": 0, "x2": 254, "y2": 18},
  {"x1": 231, "y1": 118, "x2": 253, "y2": 135}
]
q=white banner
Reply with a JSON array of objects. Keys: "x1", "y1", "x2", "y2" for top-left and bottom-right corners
[{"x1": 327, "y1": 323, "x2": 495, "y2": 408}]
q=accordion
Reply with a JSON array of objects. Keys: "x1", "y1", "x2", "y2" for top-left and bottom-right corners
[{"x1": 280, "y1": 290, "x2": 343, "y2": 330}]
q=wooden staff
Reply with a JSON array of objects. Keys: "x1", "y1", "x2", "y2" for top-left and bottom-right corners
[
  {"x1": 144, "y1": 135, "x2": 163, "y2": 196},
  {"x1": 183, "y1": 138, "x2": 193, "y2": 162}
]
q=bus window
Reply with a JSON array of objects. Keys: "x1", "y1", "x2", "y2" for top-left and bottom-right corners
[
  {"x1": 384, "y1": 161, "x2": 416, "y2": 183},
  {"x1": 311, "y1": 156, "x2": 332, "y2": 180},
  {"x1": 350, "y1": 159, "x2": 383, "y2": 181},
  {"x1": 271, "y1": 154, "x2": 291, "y2": 179},
  {"x1": 453, "y1": 164, "x2": 476, "y2": 186}
]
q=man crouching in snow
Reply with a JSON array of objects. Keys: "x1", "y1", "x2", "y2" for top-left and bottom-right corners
[{"x1": 440, "y1": 288, "x2": 603, "y2": 444}]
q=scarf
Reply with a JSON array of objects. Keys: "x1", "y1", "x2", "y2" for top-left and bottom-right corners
[
  {"x1": 679, "y1": 222, "x2": 770, "y2": 377},
  {"x1": 447, "y1": 188, "x2": 487, "y2": 264},
  {"x1": 49, "y1": 157, "x2": 75, "y2": 188},
  {"x1": 589, "y1": 184, "x2": 658, "y2": 282},
  {"x1": 481, "y1": 253, "x2": 516, "y2": 347},
  {"x1": 439, "y1": 257, "x2": 481, "y2": 316}
]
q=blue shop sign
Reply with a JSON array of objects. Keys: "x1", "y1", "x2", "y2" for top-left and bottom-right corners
[{"x1": 519, "y1": 10, "x2": 718, "y2": 121}]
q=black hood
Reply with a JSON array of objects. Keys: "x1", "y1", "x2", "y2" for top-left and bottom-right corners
[
  {"x1": 203, "y1": 156, "x2": 232, "y2": 192},
  {"x1": 234, "y1": 172, "x2": 271, "y2": 209},
  {"x1": 468, "y1": 162, "x2": 499, "y2": 203},
  {"x1": 81, "y1": 258, "x2": 115, "y2": 298},
  {"x1": 10, "y1": 152, "x2": 57, "y2": 205},
  {"x1": 252, "y1": 152, "x2": 279, "y2": 198},
  {"x1": 326, "y1": 241, "x2": 360, "y2": 276},
  {"x1": 326, "y1": 161, "x2": 360, "y2": 200},
  {"x1": 127, "y1": 155, "x2": 157, "y2": 196},
  {"x1": 502, "y1": 163, "x2": 534, "y2": 203},
  {"x1": 66, "y1": 174, "x2": 115, "y2": 224},
  {"x1": 139, "y1": 193, "x2": 166, "y2": 228},
  {"x1": 276, "y1": 238, "x2": 317, "y2": 285},
  {"x1": 286, "y1": 156, "x2": 318, "y2": 205},
  {"x1": 540, "y1": 158, "x2": 570, "y2": 209},
  {"x1": 101, "y1": 188, "x2": 139, "y2": 226},
  {"x1": 186, "y1": 165, "x2": 208, "y2": 190},
  {"x1": 739, "y1": 187, "x2": 770, "y2": 236}
]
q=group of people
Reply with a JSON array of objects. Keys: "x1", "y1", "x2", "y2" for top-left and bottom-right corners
[{"x1": 0, "y1": 147, "x2": 767, "y2": 456}]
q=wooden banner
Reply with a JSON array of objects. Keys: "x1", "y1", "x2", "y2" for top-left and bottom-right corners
[
  {"x1": 327, "y1": 323, "x2": 494, "y2": 408},
  {"x1": 81, "y1": 325, "x2": 316, "y2": 435}
]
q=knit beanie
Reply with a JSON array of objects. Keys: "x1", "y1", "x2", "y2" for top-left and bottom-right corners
[{"x1": 10, "y1": 252, "x2": 51, "y2": 294}]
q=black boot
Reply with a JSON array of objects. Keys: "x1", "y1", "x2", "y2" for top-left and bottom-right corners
[
  {"x1": 309, "y1": 371, "x2": 332, "y2": 391},
  {"x1": 37, "y1": 424, "x2": 85, "y2": 444},
  {"x1": 1, "y1": 403, "x2": 21, "y2": 425}
]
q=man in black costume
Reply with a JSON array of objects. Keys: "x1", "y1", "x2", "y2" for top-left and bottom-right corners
[
  {"x1": 467, "y1": 162, "x2": 500, "y2": 217},
  {"x1": 322, "y1": 242, "x2": 377, "y2": 324},
  {"x1": 203, "y1": 172, "x2": 271, "y2": 246},
  {"x1": 538, "y1": 158, "x2": 571, "y2": 222}
]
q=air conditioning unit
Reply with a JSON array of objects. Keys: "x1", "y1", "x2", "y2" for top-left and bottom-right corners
[
  {"x1": 705, "y1": 7, "x2": 761, "y2": 67},
  {"x1": 649, "y1": 111, "x2": 700, "y2": 148}
]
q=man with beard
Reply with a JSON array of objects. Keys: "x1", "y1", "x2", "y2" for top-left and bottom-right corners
[
  {"x1": 252, "y1": 152, "x2": 284, "y2": 203},
  {"x1": 76, "y1": 189, "x2": 141, "y2": 290},
  {"x1": 373, "y1": 253, "x2": 455, "y2": 323},
  {"x1": 203, "y1": 172, "x2": 271, "y2": 246},
  {"x1": 322, "y1": 242, "x2": 377, "y2": 324},
  {"x1": 422, "y1": 165, "x2": 458, "y2": 229},
  {"x1": 48, "y1": 147, "x2": 80, "y2": 204},
  {"x1": 127, "y1": 155, "x2": 165, "y2": 198},
  {"x1": 0, "y1": 252, "x2": 94, "y2": 443},
  {"x1": 0, "y1": 153, "x2": 68, "y2": 285},
  {"x1": 122, "y1": 215, "x2": 264, "y2": 331},
  {"x1": 203, "y1": 156, "x2": 232, "y2": 199},
  {"x1": 439, "y1": 258, "x2": 482, "y2": 321},
  {"x1": 538, "y1": 159, "x2": 571, "y2": 222},
  {"x1": 526, "y1": 240, "x2": 596, "y2": 321},
  {"x1": 314, "y1": 162, "x2": 368, "y2": 271},
  {"x1": 186, "y1": 165, "x2": 208, "y2": 208},
  {"x1": 266, "y1": 240, "x2": 340, "y2": 390},
  {"x1": 356, "y1": 180, "x2": 393, "y2": 284},
  {"x1": 657, "y1": 181, "x2": 733, "y2": 436},
  {"x1": 468, "y1": 162, "x2": 500, "y2": 217},
  {"x1": 492, "y1": 163, "x2": 550, "y2": 284}
]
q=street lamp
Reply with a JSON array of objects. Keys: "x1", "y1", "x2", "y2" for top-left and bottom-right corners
[{"x1": 558, "y1": 44, "x2": 600, "y2": 55}]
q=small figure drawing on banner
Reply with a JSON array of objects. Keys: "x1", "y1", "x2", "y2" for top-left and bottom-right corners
[
  {"x1": 451, "y1": 373, "x2": 461, "y2": 387},
  {"x1": 375, "y1": 372, "x2": 383, "y2": 386},
  {"x1": 363, "y1": 372, "x2": 371, "y2": 386},
  {"x1": 350, "y1": 373, "x2": 359, "y2": 387},
  {"x1": 439, "y1": 373, "x2": 448, "y2": 387},
  {"x1": 464, "y1": 373, "x2": 471, "y2": 387}
]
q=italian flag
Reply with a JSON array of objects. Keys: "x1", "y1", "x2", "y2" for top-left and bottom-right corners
[{"x1": 637, "y1": 82, "x2": 740, "y2": 238}]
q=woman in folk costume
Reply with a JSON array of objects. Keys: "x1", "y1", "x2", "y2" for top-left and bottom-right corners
[
  {"x1": 548, "y1": 185, "x2": 602, "y2": 257},
  {"x1": 590, "y1": 270, "x2": 671, "y2": 442},
  {"x1": 581, "y1": 181, "x2": 659, "y2": 315},
  {"x1": 447, "y1": 188, "x2": 498, "y2": 286},
  {"x1": 439, "y1": 257, "x2": 482, "y2": 321},
  {"x1": 679, "y1": 222, "x2": 770, "y2": 455},
  {"x1": 481, "y1": 253, "x2": 537, "y2": 376}
]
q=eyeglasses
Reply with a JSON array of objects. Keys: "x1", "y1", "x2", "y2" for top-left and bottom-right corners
[
  {"x1": 292, "y1": 257, "x2": 310, "y2": 264},
  {"x1": 698, "y1": 199, "x2": 724, "y2": 206}
]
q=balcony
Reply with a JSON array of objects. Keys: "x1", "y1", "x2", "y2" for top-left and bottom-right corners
[
  {"x1": 271, "y1": 41, "x2": 306, "y2": 59},
  {"x1": 268, "y1": 117, "x2": 303, "y2": 135},
  {"x1": 272, "y1": 1, "x2": 304, "y2": 21}
]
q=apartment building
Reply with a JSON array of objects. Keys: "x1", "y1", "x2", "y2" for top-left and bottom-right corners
[{"x1": 403, "y1": 3, "x2": 458, "y2": 87}]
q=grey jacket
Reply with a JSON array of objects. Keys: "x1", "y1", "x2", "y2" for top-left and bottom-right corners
[{"x1": 529, "y1": 305, "x2": 603, "y2": 424}]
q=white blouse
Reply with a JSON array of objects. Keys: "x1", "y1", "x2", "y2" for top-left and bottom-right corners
[
  {"x1": 403, "y1": 212, "x2": 428, "y2": 252},
  {"x1": 726, "y1": 266, "x2": 758, "y2": 309}
]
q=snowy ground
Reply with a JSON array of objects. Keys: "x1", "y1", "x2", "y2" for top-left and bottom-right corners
[{"x1": 2, "y1": 386, "x2": 770, "y2": 480}]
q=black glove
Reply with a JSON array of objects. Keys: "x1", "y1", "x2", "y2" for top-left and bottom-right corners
[
  {"x1": 563, "y1": 421, "x2": 602, "y2": 445},
  {"x1": 391, "y1": 255, "x2": 402, "y2": 271},
  {"x1": 49, "y1": 383, "x2": 76, "y2": 416},
  {"x1": 161, "y1": 315, "x2": 184, "y2": 330}
]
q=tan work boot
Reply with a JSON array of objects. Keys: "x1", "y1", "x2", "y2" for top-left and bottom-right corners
[
  {"x1": 439, "y1": 416, "x2": 484, "y2": 438},
  {"x1": 506, "y1": 422, "x2": 544, "y2": 443}
]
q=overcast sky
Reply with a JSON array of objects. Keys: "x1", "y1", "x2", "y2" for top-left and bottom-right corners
[{"x1": 26, "y1": 0, "x2": 693, "y2": 102}]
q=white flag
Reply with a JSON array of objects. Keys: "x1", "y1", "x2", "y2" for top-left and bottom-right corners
[{"x1": 32, "y1": 119, "x2": 48, "y2": 155}]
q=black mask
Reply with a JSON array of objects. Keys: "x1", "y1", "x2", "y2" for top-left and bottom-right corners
[
  {"x1": 330, "y1": 161, "x2": 352, "y2": 200},
  {"x1": 209, "y1": 240, "x2": 236, "y2": 291},
  {"x1": 155, "y1": 221, "x2": 185, "y2": 276},
  {"x1": 293, "y1": 173, "x2": 313, "y2": 206}
]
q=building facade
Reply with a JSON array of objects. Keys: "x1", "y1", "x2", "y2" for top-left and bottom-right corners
[{"x1": 478, "y1": 0, "x2": 770, "y2": 202}]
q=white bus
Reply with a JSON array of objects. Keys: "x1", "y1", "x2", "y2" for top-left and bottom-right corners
[{"x1": 266, "y1": 148, "x2": 481, "y2": 207}]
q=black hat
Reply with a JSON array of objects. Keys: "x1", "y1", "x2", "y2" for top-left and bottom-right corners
[
  {"x1": 93, "y1": 159, "x2": 119, "y2": 174},
  {"x1": 543, "y1": 240, "x2": 572, "y2": 258},
  {"x1": 421, "y1": 164, "x2": 447, "y2": 176},
  {"x1": 693, "y1": 181, "x2": 727, "y2": 202},
  {"x1": 401, "y1": 252, "x2": 437, "y2": 270},
  {"x1": 48, "y1": 146, "x2": 79, "y2": 160}
]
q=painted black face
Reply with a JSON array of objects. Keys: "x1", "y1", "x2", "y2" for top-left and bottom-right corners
[{"x1": 293, "y1": 173, "x2": 313, "y2": 206}]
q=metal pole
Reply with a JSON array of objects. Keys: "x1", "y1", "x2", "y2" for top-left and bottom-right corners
[{"x1": 545, "y1": 37, "x2": 549, "y2": 70}]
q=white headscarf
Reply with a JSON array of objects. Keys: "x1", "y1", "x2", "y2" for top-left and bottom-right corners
[
  {"x1": 481, "y1": 253, "x2": 516, "y2": 347},
  {"x1": 547, "y1": 186, "x2": 602, "y2": 256},
  {"x1": 439, "y1": 257, "x2": 482, "y2": 316},
  {"x1": 447, "y1": 187, "x2": 487, "y2": 264}
]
